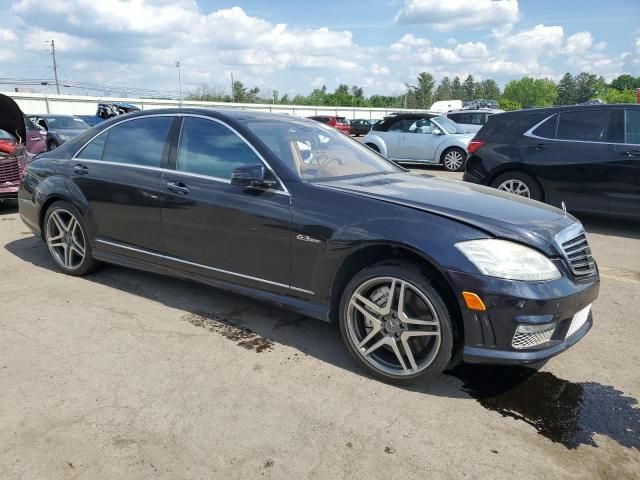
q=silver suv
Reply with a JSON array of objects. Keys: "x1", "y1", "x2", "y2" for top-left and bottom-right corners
[{"x1": 445, "y1": 109, "x2": 503, "y2": 134}]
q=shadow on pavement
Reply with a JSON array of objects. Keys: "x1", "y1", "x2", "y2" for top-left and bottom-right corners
[
  {"x1": 0, "y1": 199, "x2": 18, "y2": 216},
  {"x1": 4, "y1": 235, "x2": 639, "y2": 451}
]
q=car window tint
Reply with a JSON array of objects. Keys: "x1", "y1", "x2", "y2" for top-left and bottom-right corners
[
  {"x1": 387, "y1": 120, "x2": 405, "y2": 132},
  {"x1": 76, "y1": 131, "x2": 108, "y2": 160},
  {"x1": 448, "y1": 113, "x2": 461, "y2": 123},
  {"x1": 557, "y1": 110, "x2": 613, "y2": 142},
  {"x1": 470, "y1": 113, "x2": 484, "y2": 125},
  {"x1": 532, "y1": 114, "x2": 557, "y2": 139},
  {"x1": 626, "y1": 109, "x2": 640, "y2": 145},
  {"x1": 177, "y1": 117, "x2": 262, "y2": 179},
  {"x1": 101, "y1": 117, "x2": 172, "y2": 167}
]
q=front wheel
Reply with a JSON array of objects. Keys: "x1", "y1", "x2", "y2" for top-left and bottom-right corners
[
  {"x1": 441, "y1": 147, "x2": 467, "y2": 172},
  {"x1": 339, "y1": 262, "x2": 454, "y2": 385},
  {"x1": 44, "y1": 201, "x2": 98, "y2": 276}
]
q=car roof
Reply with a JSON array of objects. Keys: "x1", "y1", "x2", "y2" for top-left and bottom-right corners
[
  {"x1": 501, "y1": 103, "x2": 639, "y2": 116},
  {"x1": 448, "y1": 109, "x2": 503, "y2": 114}
]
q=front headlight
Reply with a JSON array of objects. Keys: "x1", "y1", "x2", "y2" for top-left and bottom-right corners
[{"x1": 455, "y1": 239, "x2": 561, "y2": 281}]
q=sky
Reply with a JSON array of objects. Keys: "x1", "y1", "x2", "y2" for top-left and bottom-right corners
[{"x1": 0, "y1": 0, "x2": 639, "y2": 98}]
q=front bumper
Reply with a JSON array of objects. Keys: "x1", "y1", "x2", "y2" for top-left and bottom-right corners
[
  {"x1": 0, "y1": 183, "x2": 19, "y2": 199},
  {"x1": 445, "y1": 268, "x2": 599, "y2": 365}
]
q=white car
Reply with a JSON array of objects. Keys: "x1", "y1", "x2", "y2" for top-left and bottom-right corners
[
  {"x1": 362, "y1": 114, "x2": 474, "y2": 171},
  {"x1": 444, "y1": 108, "x2": 504, "y2": 134}
]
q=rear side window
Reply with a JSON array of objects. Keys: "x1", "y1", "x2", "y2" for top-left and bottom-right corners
[
  {"x1": 77, "y1": 133, "x2": 107, "y2": 160},
  {"x1": 387, "y1": 120, "x2": 405, "y2": 132},
  {"x1": 448, "y1": 113, "x2": 463, "y2": 123},
  {"x1": 557, "y1": 110, "x2": 615, "y2": 142},
  {"x1": 98, "y1": 117, "x2": 172, "y2": 167},
  {"x1": 531, "y1": 114, "x2": 557, "y2": 139},
  {"x1": 176, "y1": 117, "x2": 262, "y2": 180},
  {"x1": 625, "y1": 109, "x2": 640, "y2": 145}
]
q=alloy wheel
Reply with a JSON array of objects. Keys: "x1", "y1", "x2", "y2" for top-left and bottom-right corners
[
  {"x1": 346, "y1": 276, "x2": 442, "y2": 376},
  {"x1": 444, "y1": 150, "x2": 464, "y2": 171},
  {"x1": 46, "y1": 208, "x2": 86, "y2": 270},
  {"x1": 497, "y1": 179, "x2": 531, "y2": 198}
]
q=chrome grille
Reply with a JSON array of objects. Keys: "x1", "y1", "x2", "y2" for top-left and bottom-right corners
[
  {"x1": 0, "y1": 157, "x2": 20, "y2": 184},
  {"x1": 556, "y1": 224, "x2": 596, "y2": 276},
  {"x1": 512, "y1": 325, "x2": 555, "y2": 349}
]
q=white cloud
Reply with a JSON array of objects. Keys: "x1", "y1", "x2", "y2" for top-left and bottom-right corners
[
  {"x1": 561, "y1": 31, "x2": 593, "y2": 55},
  {"x1": 0, "y1": 29, "x2": 17, "y2": 42},
  {"x1": 395, "y1": 0, "x2": 520, "y2": 31},
  {"x1": 455, "y1": 42, "x2": 489, "y2": 59}
]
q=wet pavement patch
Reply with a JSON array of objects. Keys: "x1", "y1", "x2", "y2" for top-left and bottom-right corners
[
  {"x1": 182, "y1": 312, "x2": 274, "y2": 353},
  {"x1": 446, "y1": 364, "x2": 640, "y2": 450}
]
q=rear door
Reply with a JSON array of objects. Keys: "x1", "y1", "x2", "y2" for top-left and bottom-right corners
[
  {"x1": 160, "y1": 115, "x2": 292, "y2": 293},
  {"x1": 522, "y1": 109, "x2": 617, "y2": 213},
  {"x1": 611, "y1": 108, "x2": 640, "y2": 217},
  {"x1": 66, "y1": 115, "x2": 174, "y2": 259}
]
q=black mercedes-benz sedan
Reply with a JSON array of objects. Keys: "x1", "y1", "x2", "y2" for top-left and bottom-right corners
[{"x1": 18, "y1": 108, "x2": 599, "y2": 384}]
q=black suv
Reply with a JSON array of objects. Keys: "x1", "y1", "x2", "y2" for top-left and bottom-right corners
[{"x1": 464, "y1": 104, "x2": 640, "y2": 218}]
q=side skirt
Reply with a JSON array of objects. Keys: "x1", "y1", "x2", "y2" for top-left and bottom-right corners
[{"x1": 92, "y1": 249, "x2": 331, "y2": 322}]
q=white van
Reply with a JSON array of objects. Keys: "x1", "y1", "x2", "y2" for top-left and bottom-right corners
[{"x1": 429, "y1": 100, "x2": 463, "y2": 113}]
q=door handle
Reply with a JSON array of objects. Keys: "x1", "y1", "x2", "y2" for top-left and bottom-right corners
[
  {"x1": 73, "y1": 164, "x2": 89, "y2": 175},
  {"x1": 619, "y1": 150, "x2": 640, "y2": 157},
  {"x1": 528, "y1": 143, "x2": 547, "y2": 150},
  {"x1": 166, "y1": 181, "x2": 190, "y2": 195}
]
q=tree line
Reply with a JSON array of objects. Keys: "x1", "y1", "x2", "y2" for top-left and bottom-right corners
[{"x1": 186, "y1": 72, "x2": 640, "y2": 110}]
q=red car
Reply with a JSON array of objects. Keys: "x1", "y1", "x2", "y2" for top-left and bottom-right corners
[
  {"x1": 0, "y1": 94, "x2": 29, "y2": 201},
  {"x1": 308, "y1": 115, "x2": 351, "y2": 135}
]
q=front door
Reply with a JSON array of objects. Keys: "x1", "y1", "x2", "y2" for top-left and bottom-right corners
[
  {"x1": 396, "y1": 118, "x2": 439, "y2": 162},
  {"x1": 160, "y1": 116, "x2": 291, "y2": 293},
  {"x1": 611, "y1": 108, "x2": 640, "y2": 217},
  {"x1": 63, "y1": 115, "x2": 174, "y2": 259}
]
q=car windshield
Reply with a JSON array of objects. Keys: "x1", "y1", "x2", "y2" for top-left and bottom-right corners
[
  {"x1": 433, "y1": 116, "x2": 466, "y2": 134},
  {"x1": 46, "y1": 116, "x2": 89, "y2": 129},
  {"x1": 243, "y1": 117, "x2": 403, "y2": 182}
]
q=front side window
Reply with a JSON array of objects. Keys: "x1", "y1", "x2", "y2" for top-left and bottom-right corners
[
  {"x1": 176, "y1": 117, "x2": 262, "y2": 180},
  {"x1": 244, "y1": 117, "x2": 403, "y2": 182},
  {"x1": 406, "y1": 118, "x2": 433, "y2": 134},
  {"x1": 557, "y1": 110, "x2": 614, "y2": 142},
  {"x1": 625, "y1": 109, "x2": 640, "y2": 145}
]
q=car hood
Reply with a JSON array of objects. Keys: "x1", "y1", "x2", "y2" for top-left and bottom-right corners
[
  {"x1": 0, "y1": 93, "x2": 26, "y2": 144},
  {"x1": 320, "y1": 172, "x2": 577, "y2": 255},
  {"x1": 50, "y1": 129, "x2": 87, "y2": 138}
]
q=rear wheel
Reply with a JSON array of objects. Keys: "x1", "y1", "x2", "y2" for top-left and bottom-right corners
[
  {"x1": 339, "y1": 262, "x2": 454, "y2": 385},
  {"x1": 441, "y1": 147, "x2": 467, "y2": 172},
  {"x1": 491, "y1": 171, "x2": 543, "y2": 201},
  {"x1": 44, "y1": 201, "x2": 98, "y2": 276}
]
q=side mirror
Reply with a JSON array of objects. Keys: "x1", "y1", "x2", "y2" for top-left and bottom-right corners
[
  {"x1": 230, "y1": 164, "x2": 275, "y2": 189},
  {"x1": 432, "y1": 128, "x2": 443, "y2": 135}
]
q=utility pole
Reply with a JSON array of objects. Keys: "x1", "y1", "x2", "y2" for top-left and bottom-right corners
[
  {"x1": 175, "y1": 61, "x2": 182, "y2": 107},
  {"x1": 50, "y1": 40, "x2": 60, "y2": 95},
  {"x1": 231, "y1": 73, "x2": 234, "y2": 103}
]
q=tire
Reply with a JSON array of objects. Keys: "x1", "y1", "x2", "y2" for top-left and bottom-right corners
[
  {"x1": 365, "y1": 143, "x2": 380, "y2": 153},
  {"x1": 47, "y1": 140, "x2": 59, "y2": 151},
  {"x1": 490, "y1": 171, "x2": 543, "y2": 201},
  {"x1": 338, "y1": 261, "x2": 454, "y2": 385},
  {"x1": 43, "y1": 200, "x2": 98, "y2": 276},
  {"x1": 441, "y1": 147, "x2": 467, "y2": 172}
]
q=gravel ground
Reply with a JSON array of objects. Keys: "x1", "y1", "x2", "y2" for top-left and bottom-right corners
[{"x1": 1, "y1": 170, "x2": 639, "y2": 479}]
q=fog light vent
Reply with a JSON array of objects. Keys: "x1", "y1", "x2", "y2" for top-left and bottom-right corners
[
  {"x1": 512, "y1": 323, "x2": 555, "y2": 350},
  {"x1": 566, "y1": 304, "x2": 591, "y2": 339}
]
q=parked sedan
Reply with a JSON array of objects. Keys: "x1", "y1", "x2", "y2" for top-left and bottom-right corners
[
  {"x1": 464, "y1": 104, "x2": 640, "y2": 218},
  {"x1": 29, "y1": 114, "x2": 90, "y2": 151},
  {"x1": 19, "y1": 109, "x2": 599, "y2": 384},
  {"x1": 350, "y1": 119, "x2": 374, "y2": 136},
  {"x1": 362, "y1": 114, "x2": 473, "y2": 171},
  {"x1": 0, "y1": 94, "x2": 28, "y2": 200}
]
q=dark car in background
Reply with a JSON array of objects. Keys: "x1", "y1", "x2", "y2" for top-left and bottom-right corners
[
  {"x1": 29, "y1": 114, "x2": 90, "y2": 151},
  {"x1": 0, "y1": 94, "x2": 28, "y2": 200},
  {"x1": 350, "y1": 119, "x2": 374, "y2": 136},
  {"x1": 77, "y1": 115, "x2": 104, "y2": 127},
  {"x1": 308, "y1": 115, "x2": 351, "y2": 135},
  {"x1": 97, "y1": 102, "x2": 140, "y2": 120},
  {"x1": 464, "y1": 104, "x2": 640, "y2": 218},
  {"x1": 18, "y1": 108, "x2": 599, "y2": 384}
]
